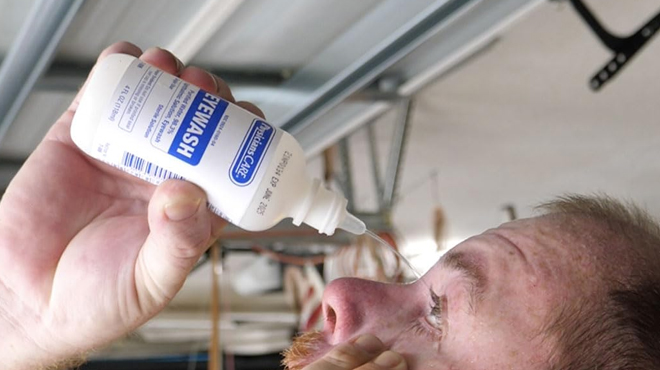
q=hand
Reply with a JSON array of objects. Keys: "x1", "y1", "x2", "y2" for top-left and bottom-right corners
[
  {"x1": 303, "y1": 334, "x2": 407, "y2": 370},
  {"x1": 0, "y1": 42, "x2": 263, "y2": 369}
]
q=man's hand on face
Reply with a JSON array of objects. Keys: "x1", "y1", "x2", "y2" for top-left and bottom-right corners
[
  {"x1": 0, "y1": 42, "x2": 265, "y2": 369},
  {"x1": 303, "y1": 334, "x2": 407, "y2": 370}
]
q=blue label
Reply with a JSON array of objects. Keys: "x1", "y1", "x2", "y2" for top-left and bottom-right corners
[
  {"x1": 229, "y1": 119, "x2": 275, "y2": 187},
  {"x1": 168, "y1": 91, "x2": 228, "y2": 165}
]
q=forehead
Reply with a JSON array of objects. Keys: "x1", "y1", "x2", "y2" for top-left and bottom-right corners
[
  {"x1": 435, "y1": 217, "x2": 604, "y2": 304},
  {"x1": 500, "y1": 215, "x2": 601, "y2": 255},
  {"x1": 493, "y1": 216, "x2": 615, "y2": 295}
]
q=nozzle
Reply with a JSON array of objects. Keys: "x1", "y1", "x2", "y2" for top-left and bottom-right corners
[
  {"x1": 294, "y1": 178, "x2": 366, "y2": 235},
  {"x1": 338, "y1": 212, "x2": 366, "y2": 235}
]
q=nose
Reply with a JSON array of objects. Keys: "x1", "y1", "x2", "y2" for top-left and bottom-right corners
[{"x1": 322, "y1": 277, "x2": 412, "y2": 343}]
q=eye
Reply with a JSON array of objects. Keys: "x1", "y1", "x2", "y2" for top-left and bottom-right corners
[
  {"x1": 411, "y1": 289, "x2": 447, "y2": 344},
  {"x1": 426, "y1": 292, "x2": 444, "y2": 332},
  {"x1": 424, "y1": 291, "x2": 446, "y2": 335}
]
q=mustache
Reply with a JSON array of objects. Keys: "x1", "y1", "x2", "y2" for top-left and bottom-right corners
[{"x1": 281, "y1": 331, "x2": 325, "y2": 370}]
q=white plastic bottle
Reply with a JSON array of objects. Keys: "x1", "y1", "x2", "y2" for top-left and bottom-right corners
[{"x1": 71, "y1": 53, "x2": 365, "y2": 236}]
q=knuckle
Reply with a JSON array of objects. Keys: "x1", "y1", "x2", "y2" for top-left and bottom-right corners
[{"x1": 99, "y1": 41, "x2": 141, "y2": 60}]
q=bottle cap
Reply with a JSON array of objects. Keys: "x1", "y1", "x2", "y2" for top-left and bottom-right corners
[{"x1": 293, "y1": 179, "x2": 364, "y2": 236}]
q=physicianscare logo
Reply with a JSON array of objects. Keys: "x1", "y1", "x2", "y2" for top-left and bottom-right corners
[
  {"x1": 229, "y1": 119, "x2": 275, "y2": 187},
  {"x1": 168, "y1": 91, "x2": 228, "y2": 165}
]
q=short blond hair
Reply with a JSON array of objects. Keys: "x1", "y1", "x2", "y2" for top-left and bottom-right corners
[
  {"x1": 537, "y1": 194, "x2": 660, "y2": 247},
  {"x1": 538, "y1": 194, "x2": 660, "y2": 370}
]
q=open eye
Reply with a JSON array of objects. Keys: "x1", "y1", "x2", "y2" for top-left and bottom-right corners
[
  {"x1": 425, "y1": 312, "x2": 442, "y2": 329},
  {"x1": 425, "y1": 291, "x2": 446, "y2": 332},
  {"x1": 412, "y1": 289, "x2": 447, "y2": 343}
]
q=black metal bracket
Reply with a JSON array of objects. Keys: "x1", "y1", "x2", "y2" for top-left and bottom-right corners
[{"x1": 568, "y1": 0, "x2": 660, "y2": 91}]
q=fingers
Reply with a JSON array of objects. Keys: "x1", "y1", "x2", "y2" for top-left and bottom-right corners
[
  {"x1": 212, "y1": 73, "x2": 236, "y2": 103},
  {"x1": 72, "y1": 42, "x2": 264, "y2": 119},
  {"x1": 358, "y1": 351, "x2": 407, "y2": 370},
  {"x1": 140, "y1": 46, "x2": 183, "y2": 77},
  {"x1": 302, "y1": 334, "x2": 407, "y2": 370},
  {"x1": 137, "y1": 47, "x2": 239, "y2": 107},
  {"x1": 236, "y1": 100, "x2": 265, "y2": 119},
  {"x1": 97, "y1": 41, "x2": 143, "y2": 62},
  {"x1": 137, "y1": 47, "x2": 263, "y2": 117},
  {"x1": 177, "y1": 64, "x2": 242, "y2": 109},
  {"x1": 135, "y1": 180, "x2": 225, "y2": 309},
  {"x1": 179, "y1": 66, "x2": 221, "y2": 98}
]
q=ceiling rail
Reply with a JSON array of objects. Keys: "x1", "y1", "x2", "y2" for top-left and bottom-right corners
[{"x1": 0, "y1": 0, "x2": 84, "y2": 145}]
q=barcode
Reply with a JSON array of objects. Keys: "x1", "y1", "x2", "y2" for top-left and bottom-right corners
[{"x1": 121, "y1": 152, "x2": 183, "y2": 181}]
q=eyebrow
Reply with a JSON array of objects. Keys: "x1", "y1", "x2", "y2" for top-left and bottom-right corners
[{"x1": 440, "y1": 250, "x2": 488, "y2": 313}]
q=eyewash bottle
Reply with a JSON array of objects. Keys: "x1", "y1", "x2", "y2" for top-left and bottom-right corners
[{"x1": 70, "y1": 54, "x2": 365, "y2": 236}]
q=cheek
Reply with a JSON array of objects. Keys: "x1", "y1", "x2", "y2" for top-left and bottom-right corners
[
  {"x1": 388, "y1": 334, "x2": 448, "y2": 370},
  {"x1": 445, "y1": 316, "x2": 536, "y2": 369},
  {"x1": 476, "y1": 287, "x2": 553, "y2": 362}
]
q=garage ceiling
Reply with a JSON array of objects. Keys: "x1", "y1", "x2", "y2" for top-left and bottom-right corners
[{"x1": 1, "y1": 0, "x2": 660, "y2": 361}]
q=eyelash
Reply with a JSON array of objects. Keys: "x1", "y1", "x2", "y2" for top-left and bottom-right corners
[{"x1": 412, "y1": 290, "x2": 446, "y2": 342}]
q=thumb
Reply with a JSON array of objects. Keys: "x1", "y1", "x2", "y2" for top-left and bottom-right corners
[
  {"x1": 301, "y1": 334, "x2": 407, "y2": 370},
  {"x1": 136, "y1": 180, "x2": 216, "y2": 311}
]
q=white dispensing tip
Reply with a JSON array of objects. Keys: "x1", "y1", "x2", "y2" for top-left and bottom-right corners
[
  {"x1": 338, "y1": 212, "x2": 366, "y2": 235},
  {"x1": 294, "y1": 179, "x2": 366, "y2": 235}
]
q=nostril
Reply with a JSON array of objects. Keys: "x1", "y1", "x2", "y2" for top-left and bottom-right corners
[
  {"x1": 322, "y1": 277, "x2": 372, "y2": 339},
  {"x1": 324, "y1": 304, "x2": 337, "y2": 334}
]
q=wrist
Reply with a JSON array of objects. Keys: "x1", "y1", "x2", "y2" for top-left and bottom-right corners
[
  {"x1": 0, "y1": 310, "x2": 42, "y2": 369},
  {"x1": 0, "y1": 326, "x2": 85, "y2": 370},
  {"x1": 0, "y1": 288, "x2": 62, "y2": 369}
]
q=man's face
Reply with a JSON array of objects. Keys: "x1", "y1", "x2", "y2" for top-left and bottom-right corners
[{"x1": 285, "y1": 216, "x2": 597, "y2": 369}]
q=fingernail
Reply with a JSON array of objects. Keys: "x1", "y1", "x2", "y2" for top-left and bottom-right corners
[
  {"x1": 205, "y1": 70, "x2": 219, "y2": 93},
  {"x1": 352, "y1": 334, "x2": 383, "y2": 354},
  {"x1": 142, "y1": 47, "x2": 161, "y2": 57},
  {"x1": 374, "y1": 351, "x2": 404, "y2": 368},
  {"x1": 172, "y1": 56, "x2": 184, "y2": 72},
  {"x1": 164, "y1": 197, "x2": 202, "y2": 221}
]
